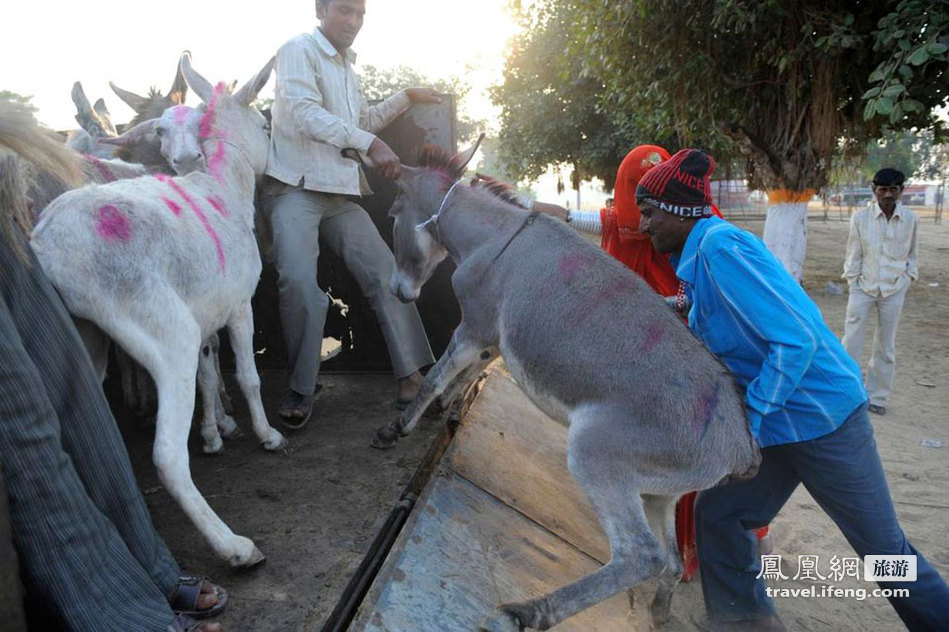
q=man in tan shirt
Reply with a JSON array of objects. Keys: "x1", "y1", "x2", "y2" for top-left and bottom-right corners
[
  {"x1": 264, "y1": 0, "x2": 441, "y2": 427},
  {"x1": 841, "y1": 168, "x2": 919, "y2": 416}
]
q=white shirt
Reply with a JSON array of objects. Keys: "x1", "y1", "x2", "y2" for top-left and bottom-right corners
[
  {"x1": 266, "y1": 28, "x2": 411, "y2": 196},
  {"x1": 842, "y1": 200, "x2": 919, "y2": 297}
]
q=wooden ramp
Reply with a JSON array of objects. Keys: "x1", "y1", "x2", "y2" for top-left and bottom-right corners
[{"x1": 351, "y1": 367, "x2": 644, "y2": 630}]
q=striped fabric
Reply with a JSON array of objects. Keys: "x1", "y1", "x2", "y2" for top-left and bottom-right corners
[
  {"x1": 842, "y1": 201, "x2": 919, "y2": 298},
  {"x1": 0, "y1": 232, "x2": 180, "y2": 631},
  {"x1": 673, "y1": 217, "x2": 867, "y2": 448},
  {"x1": 266, "y1": 28, "x2": 411, "y2": 196}
]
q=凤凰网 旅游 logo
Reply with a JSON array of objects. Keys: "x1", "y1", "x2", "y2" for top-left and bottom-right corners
[{"x1": 864, "y1": 555, "x2": 917, "y2": 582}]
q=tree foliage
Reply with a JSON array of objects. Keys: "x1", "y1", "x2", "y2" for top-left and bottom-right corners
[
  {"x1": 491, "y1": 2, "x2": 684, "y2": 189},
  {"x1": 494, "y1": 0, "x2": 949, "y2": 193}
]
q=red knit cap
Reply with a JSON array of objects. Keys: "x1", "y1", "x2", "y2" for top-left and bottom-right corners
[{"x1": 635, "y1": 149, "x2": 716, "y2": 218}]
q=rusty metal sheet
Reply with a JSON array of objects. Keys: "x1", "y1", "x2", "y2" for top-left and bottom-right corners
[{"x1": 352, "y1": 472, "x2": 638, "y2": 631}]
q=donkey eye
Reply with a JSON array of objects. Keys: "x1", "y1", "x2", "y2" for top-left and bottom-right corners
[{"x1": 155, "y1": 127, "x2": 165, "y2": 137}]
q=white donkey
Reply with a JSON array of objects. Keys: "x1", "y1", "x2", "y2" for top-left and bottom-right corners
[
  {"x1": 31, "y1": 53, "x2": 285, "y2": 568},
  {"x1": 373, "y1": 140, "x2": 761, "y2": 630},
  {"x1": 36, "y1": 94, "x2": 237, "y2": 449}
]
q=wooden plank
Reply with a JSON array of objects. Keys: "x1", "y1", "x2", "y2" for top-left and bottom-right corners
[
  {"x1": 353, "y1": 473, "x2": 638, "y2": 631},
  {"x1": 447, "y1": 370, "x2": 611, "y2": 563}
]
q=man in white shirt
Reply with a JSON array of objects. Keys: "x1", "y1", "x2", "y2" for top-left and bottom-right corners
[
  {"x1": 265, "y1": 0, "x2": 441, "y2": 427},
  {"x1": 841, "y1": 168, "x2": 919, "y2": 416}
]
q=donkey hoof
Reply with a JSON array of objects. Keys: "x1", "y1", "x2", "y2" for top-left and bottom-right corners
[
  {"x1": 479, "y1": 608, "x2": 524, "y2": 632},
  {"x1": 229, "y1": 541, "x2": 266, "y2": 570},
  {"x1": 261, "y1": 432, "x2": 288, "y2": 451},
  {"x1": 650, "y1": 591, "x2": 673, "y2": 627},
  {"x1": 202, "y1": 437, "x2": 224, "y2": 455},
  {"x1": 370, "y1": 423, "x2": 401, "y2": 450},
  {"x1": 217, "y1": 414, "x2": 241, "y2": 438}
]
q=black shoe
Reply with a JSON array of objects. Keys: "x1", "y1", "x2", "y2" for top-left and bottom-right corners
[
  {"x1": 278, "y1": 385, "x2": 322, "y2": 430},
  {"x1": 867, "y1": 404, "x2": 887, "y2": 416}
]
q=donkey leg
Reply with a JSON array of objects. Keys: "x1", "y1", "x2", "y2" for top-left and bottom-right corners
[
  {"x1": 202, "y1": 335, "x2": 240, "y2": 440},
  {"x1": 372, "y1": 326, "x2": 487, "y2": 449},
  {"x1": 108, "y1": 308, "x2": 262, "y2": 567},
  {"x1": 480, "y1": 409, "x2": 667, "y2": 631},
  {"x1": 643, "y1": 494, "x2": 683, "y2": 627},
  {"x1": 196, "y1": 341, "x2": 225, "y2": 454},
  {"x1": 436, "y1": 347, "x2": 499, "y2": 411},
  {"x1": 227, "y1": 302, "x2": 286, "y2": 451},
  {"x1": 208, "y1": 330, "x2": 235, "y2": 415}
]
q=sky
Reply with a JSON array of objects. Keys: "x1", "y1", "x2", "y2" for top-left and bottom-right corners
[
  {"x1": 3, "y1": 0, "x2": 610, "y2": 208},
  {"x1": 4, "y1": 0, "x2": 520, "y2": 132}
]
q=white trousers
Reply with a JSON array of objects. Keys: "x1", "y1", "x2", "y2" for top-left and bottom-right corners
[{"x1": 841, "y1": 284, "x2": 908, "y2": 406}]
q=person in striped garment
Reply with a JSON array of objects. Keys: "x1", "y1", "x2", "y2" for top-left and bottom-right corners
[
  {"x1": 637, "y1": 149, "x2": 949, "y2": 631},
  {"x1": 0, "y1": 99, "x2": 224, "y2": 632}
]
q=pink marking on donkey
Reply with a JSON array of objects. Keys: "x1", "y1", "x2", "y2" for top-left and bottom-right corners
[
  {"x1": 154, "y1": 173, "x2": 226, "y2": 273},
  {"x1": 206, "y1": 195, "x2": 228, "y2": 218},
  {"x1": 162, "y1": 196, "x2": 183, "y2": 216},
  {"x1": 84, "y1": 154, "x2": 117, "y2": 183},
  {"x1": 171, "y1": 105, "x2": 191, "y2": 124},
  {"x1": 558, "y1": 253, "x2": 585, "y2": 283},
  {"x1": 96, "y1": 204, "x2": 131, "y2": 241},
  {"x1": 640, "y1": 322, "x2": 665, "y2": 354},
  {"x1": 200, "y1": 83, "x2": 228, "y2": 180}
]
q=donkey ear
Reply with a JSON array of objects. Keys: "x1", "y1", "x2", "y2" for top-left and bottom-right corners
[
  {"x1": 179, "y1": 52, "x2": 215, "y2": 104},
  {"x1": 167, "y1": 58, "x2": 189, "y2": 105},
  {"x1": 109, "y1": 81, "x2": 150, "y2": 114},
  {"x1": 99, "y1": 118, "x2": 158, "y2": 148},
  {"x1": 71, "y1": 82, "x2": 108, "y2": 137},
  {"x1": 92, "y1": 99, "x2": 117, "y2": 136},
  {"x1": 234, "y1": 56, "x2": 275, "y2": 107},
  {"x1": 454, "y1": 133, "x2": 485, "y2": 173}
]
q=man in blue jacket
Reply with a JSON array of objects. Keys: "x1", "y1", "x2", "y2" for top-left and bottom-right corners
[{"x1": 636, "y1": 149, "x2": 949, "y2": 631}]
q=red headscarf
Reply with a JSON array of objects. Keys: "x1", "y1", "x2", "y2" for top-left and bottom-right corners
[{"x1": 601, "y1": 145, "x2": 680, "y2": 296}]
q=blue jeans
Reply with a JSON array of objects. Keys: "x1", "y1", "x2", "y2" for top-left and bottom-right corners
[{"x1": 695, "y1": 403, "x2": 949, "y2": 629}]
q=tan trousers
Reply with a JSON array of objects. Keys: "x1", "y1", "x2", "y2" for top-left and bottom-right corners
[{"x1": 841, "y1": 284, "x2": 908, "y2": 407}]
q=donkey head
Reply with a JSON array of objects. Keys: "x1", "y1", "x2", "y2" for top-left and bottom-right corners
[
  {"x1": 110, "y1": 61, "x2": 188, "y2": 126},
  {"x1": 100, "y1": 104, "x2": 204, "y2": 175},
  {"x1": 178, "y1": 52, "x2": 274, "y2": 179},
  {"x1": 387, "y1": 136, "x2": 483, "y2": 302}
]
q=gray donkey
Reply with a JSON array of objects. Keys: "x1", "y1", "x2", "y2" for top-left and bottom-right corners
[{"x1": 372, "y1": 139, "x2": 761, "y2": 631}]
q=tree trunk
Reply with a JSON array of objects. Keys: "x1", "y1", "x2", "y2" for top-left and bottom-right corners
[{"x1": 762, "y1": 190, "x2": 815, "y2": 282}]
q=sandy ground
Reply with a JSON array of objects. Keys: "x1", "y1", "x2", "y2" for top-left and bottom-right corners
[{"x1": 118, "y1": 209, "x2": 947, "y2": 632}]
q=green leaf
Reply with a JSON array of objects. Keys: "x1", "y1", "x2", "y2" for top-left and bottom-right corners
[
  {"x1": 889, "y1": 102, "x2": 904, "y2": 124},
  {"x1": 898, "y1": 64, "x2": 914, "y2": 80},
  {"x1": 883, "y1": 83, "x2": 906, "y2": 97},
  {"x1": 908, "y1": 47, "x2": 930, "y2": 65},
  {"x1": 927, "y1": 42, "x2": 948, "y2": 55},
  {"x1": 902, "y1": 99, "x2": 924, "y2": 113},
  {"x1": 863, "y1": 100, "x2": 878, "y2": 121},
  {"x1": 868, "y1": 66, "x2": 886, "y2": 83},
  {"x1": 876, "y1": 97, "x2": 895, "y2": 115},
  {"x1": 862, "y1": 86, "x2": 882, "y2": 99}
]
